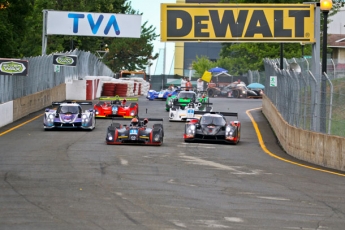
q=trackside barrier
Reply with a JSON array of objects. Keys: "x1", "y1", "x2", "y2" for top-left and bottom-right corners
[{"x1": 262, "y1": 95, "x2": 345, "y2": 171}]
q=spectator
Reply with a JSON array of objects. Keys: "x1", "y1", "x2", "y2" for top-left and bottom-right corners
[
  {"x1": 185, "y1": 79, "x2": 192, "y2": 90},
  {"x1": 181, "y1": 77, "x2": 187, "y2": 89},
  {"x1": 197, "y1": 78, "x2": 204, "y2": 92}
]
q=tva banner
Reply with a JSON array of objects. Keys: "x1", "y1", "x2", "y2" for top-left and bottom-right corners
[
  {"x1": 46, "y1": 10, "x2": 142, "y2": 38},
  {"x1": 0, "y1": 59, "x2": 28, "y2": 76}
]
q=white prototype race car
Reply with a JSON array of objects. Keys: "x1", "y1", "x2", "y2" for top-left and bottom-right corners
[{"x1": 169, "y1": 102, "x2": 213, "y2": 122}]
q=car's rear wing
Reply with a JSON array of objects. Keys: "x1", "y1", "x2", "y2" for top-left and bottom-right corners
[
  {"x1": 52, "y1": 101, "x2": 93, "y2": 105},
  {"x1": 100, "y1": 95, "x2": 138, "y2": 101},
  {"x1": 194, "y1": 111, "x2": 238, "y2": 118},
  {"x1": 173, "y1": 102, "x2": 213, "y2": 107},
  {"x1": 110, "y1": 117, "x2": 163, "y2": 122}
]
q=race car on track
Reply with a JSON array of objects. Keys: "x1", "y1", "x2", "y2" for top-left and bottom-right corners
[
  {"x1": 166, "y1": 90, "x2": 209, "y2": 111},
  {"x1": 106, "y1": 117, "x2": 164, "y2": 146},
  {"x1": 169, "y1": 101, "x2": 213, "y2": 122},
  {"x1": 94, "y1": 96, "x2": 139, "y2": 118},
  {"x1": 184, "y1": 111, "x2": 240, "y2": 144},
  {"x1": 146, "y1": 88, "x2": 179, "y2": 100},
  {"x1": 43, "y1": 101, "x2": 96, "y2": 130}
]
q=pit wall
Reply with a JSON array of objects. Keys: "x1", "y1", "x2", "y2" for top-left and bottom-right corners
[
  {"x1": 262, "y1": 94, "x2": 345, "y2": 171},
  {"x1": 0, "y1": 84, "x2": 66, "y2": 128}
]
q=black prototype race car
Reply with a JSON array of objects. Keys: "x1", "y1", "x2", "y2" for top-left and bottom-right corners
[
  {"x1": 106, "y1": 117, "x2": 164, "y2": 146},
  {"x1": 184, "y1": 111, "x2": 240, "y2": 144}
]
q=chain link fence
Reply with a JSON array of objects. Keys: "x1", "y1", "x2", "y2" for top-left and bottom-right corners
[
  {"x1": 263, "y1": 57, "x2": 345, "y2": 137},
  {"x1": 0, "y1": 50, "x2": 114, "y2": 104}
]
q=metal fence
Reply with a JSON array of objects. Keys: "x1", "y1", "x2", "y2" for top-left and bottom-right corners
[
  {"x1": 0, "y1": 50, "x2": 114, "y2": 104},
  {"x1": 263, "y1": 57, "x2": 345, "y2": 137}
]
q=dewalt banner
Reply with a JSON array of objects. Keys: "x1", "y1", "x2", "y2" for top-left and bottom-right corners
[{"x1": 161, "y1": 3, "x2": 315, "y2": 43}]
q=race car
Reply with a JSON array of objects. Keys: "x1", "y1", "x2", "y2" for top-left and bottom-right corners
[
  {"x1": 106, "y1": 117, "x2": 164, "y2": 146},
  {"x1": 146, "y1": 88, "x2": 178, "y2": 100},
  {"x1": 166, "y1": 90, "x2": 209, "y2": 111},
  {"x1": 43, "y1": 101, "x2": 96, "y2": 130},
  {"x1": 184, "y1": 111, "x2": 240, "y2": 144},
  {"x1": 247, "y1": 88, "x2": 264, "y2": 99},
  {"x1": 169, "y1": 101, "x2": 213, "y2": 122},
  {"x1": 94, "y1": 96, "x2": 139, "y2": 118}
]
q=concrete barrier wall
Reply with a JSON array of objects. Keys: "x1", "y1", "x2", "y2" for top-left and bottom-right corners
[
  {"x1": 262, "y1": 94, "x2": 345, "y2": 171},
  {"x1": 12, "y1": 84, "x2": 66, "y2": 121},
  {"x1": 0, "y1": 101, "x2": 14, "y2": 127}
]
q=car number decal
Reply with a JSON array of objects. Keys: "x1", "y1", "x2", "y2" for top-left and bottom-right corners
[
  {"x1": 130, "y1": 129, "x2": 138, "y2": 135},
  {"x1": 187, "y1": 108, "x2": 195, "y2": 118}
]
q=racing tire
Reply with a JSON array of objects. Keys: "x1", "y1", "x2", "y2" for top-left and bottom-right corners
[
  {"x1": 102, "y1": 90, "x2": 115, "y2": 96},
  {"x1": 232, "y1": 90, "x2": 239, "y2": 98},
  {"x1": 129, "y1": 103, "x2": 137, "y2": 108},
  {"x1": 207, "y1": 89, "x2": 215, "y2": 97}
]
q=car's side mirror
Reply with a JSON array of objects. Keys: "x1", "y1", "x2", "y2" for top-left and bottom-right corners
[{"x1": 45, "y1": 108, "x2": 50, "y2": 112}]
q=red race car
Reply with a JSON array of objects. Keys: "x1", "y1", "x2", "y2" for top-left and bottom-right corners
[{"x1": 94, "y1": 96, "x2": 139, "y2": 118}]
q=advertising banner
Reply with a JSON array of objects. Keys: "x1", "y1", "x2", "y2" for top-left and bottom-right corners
[
  {"x1": 47, "y1": 10, "x2": 142, "y2": 38},
  {"x1": 0, "y1": 59, "x2": 28, "y2": 76},
  {"x1": 53, "y1": 54, "x2": 78, "y2": 67},
  {"x1": 161, "y1": 3, "x2": 315, "y2": 43}
]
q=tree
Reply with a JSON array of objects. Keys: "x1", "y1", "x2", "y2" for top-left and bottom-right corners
[
  {"x1": 0, "y1": 0, "x2": 33, "y2": 57},
  {"x1": 15, "y1": 0, "x2": 159, "y2": 73},
  {"x1": 104, "y1": 4, "x2": 159, "y2": 72},
  {"x1": 207, "y1": 0, "x2": 345, "y2": 74}
]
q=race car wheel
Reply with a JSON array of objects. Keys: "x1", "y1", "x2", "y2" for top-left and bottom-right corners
[
  {"x1": 207, "y1": 88, "x2": 215, "y2": 97},
  {"x1": 232, "y1": 90, "x2": 239, "y2": 98},
  {"x1": 129, "y1": 103, "x2": 137, "y2": 108}
]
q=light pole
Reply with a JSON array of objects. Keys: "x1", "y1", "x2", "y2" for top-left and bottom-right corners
[{"x1": 320, "y1": 0, "x2": 332, "y2": 132}]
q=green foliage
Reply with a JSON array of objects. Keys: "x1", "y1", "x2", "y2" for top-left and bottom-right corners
[
  {"x1": 1, "y1": 0, "x2": 158, "y2": 74},
  {"x1": 0, "y1": 0, "x2": 33, "y2": 57},
  {"x1": 193, "y1": 0, "x2": 345, "y2": 75}
]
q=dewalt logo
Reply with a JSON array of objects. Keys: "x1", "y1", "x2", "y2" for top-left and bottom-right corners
[{"x1": 161, "y1": 4, "x2": 315, "y2": 43}]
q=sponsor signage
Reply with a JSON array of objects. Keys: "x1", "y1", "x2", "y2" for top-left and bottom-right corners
[
  {"x1": 0, "y1": 59, "x2": 28, "y2": 76},
  {"x1": 161, "y1": 4, "x2": 315, "y2": 43},
  {"x1": 46, "y1": 10, "x2": 141, "y2": 38},
  {"x1": 53, "y1": 54, "x2": 77, "y2": 67}
]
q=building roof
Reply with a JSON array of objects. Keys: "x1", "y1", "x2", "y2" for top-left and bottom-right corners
[{"x1": 328, "y1": 34, "x2": 345, "y2": 48}]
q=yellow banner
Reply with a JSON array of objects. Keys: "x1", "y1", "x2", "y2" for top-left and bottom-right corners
[{"x1": 161, "y1": 3, "x2": 315, "y2": 43}]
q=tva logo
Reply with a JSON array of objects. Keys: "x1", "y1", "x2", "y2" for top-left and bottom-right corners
[{"x1": 68, "y1": 13, "x2": 120, "y2": 35}]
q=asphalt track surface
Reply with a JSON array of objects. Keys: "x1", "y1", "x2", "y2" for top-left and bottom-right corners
[{"x1": 1, "y1": 96, "x2": 345, "y2": 230}]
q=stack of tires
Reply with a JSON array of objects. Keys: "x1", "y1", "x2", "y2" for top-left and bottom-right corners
[
  {"x1": 101, "y1": 83, "x2": 116, "y2": 96},
  {"x1": 133, "y1": 83, "x2": 137, "y2": 95},
  {"x1": 115, "y1": 83, "x2": 128, "y2": 97},
  {"x1": 137, "y1": 83, "x2": 141, "y2": 95}
]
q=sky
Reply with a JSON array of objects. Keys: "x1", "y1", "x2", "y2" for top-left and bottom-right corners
[{"x1": 130, "y1": 0, "x2": 176, "y2": 75}]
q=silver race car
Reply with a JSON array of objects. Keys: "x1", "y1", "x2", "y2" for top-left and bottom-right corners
[{"x1": 43, "y1": 101, "x2": 96, "y2": 130}]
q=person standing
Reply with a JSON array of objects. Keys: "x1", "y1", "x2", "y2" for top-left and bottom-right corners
[
  {"x1": 185, "y1": 78, "x2": 192, "y2": 90},
  {"x1": 197, "y1": 78, "x2": 204, "y2": 92},
  {"x1": 180, "y1": 77, "x2": 187, "y2": 89}
]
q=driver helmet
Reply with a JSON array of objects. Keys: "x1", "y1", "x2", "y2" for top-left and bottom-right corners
[{"x1": 131, "y1": 117, "x2": 139, "y2": 126}]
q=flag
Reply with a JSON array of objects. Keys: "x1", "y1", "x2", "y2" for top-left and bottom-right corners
[{"x1": 201, "y1": 71, "x2": 212, "y2": 83}]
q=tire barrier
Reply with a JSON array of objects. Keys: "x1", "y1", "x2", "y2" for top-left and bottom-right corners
[
  {"x1": 115, "y1": 83, "x2": 128, "y2": 97},
  {"x1": 101, "y1": 83, "x2": 116, "y2": 96}
]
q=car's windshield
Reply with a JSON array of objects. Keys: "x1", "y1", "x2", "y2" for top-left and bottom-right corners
[
  {"x1": 59, "y1": 106, "x2": 80, "y2": 114},
  {"x1": 178, "y1": 92, "x2": 195, "y2": 99},
  {"x1": 200, "y1": 116, "x2": 226, "y2": 126}
]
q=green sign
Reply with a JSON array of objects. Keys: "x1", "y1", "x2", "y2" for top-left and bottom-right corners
[
  {"x1": 270, "y1": 76, "x2": 277, "y2": 87},
  {"x1": 54, "y1": 65, "x2": 60, "y2": 73}
]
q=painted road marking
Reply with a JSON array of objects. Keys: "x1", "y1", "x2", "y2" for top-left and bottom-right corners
[
  {"x1": 246, "y1": 108, "x2": 345, "y2": 177},
  {"x1": 179, "y1": 153, "x2": 262, "y2": 175},
  {"x1": 0, "y1": 114, "x2": 42, "y2": 136}
]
